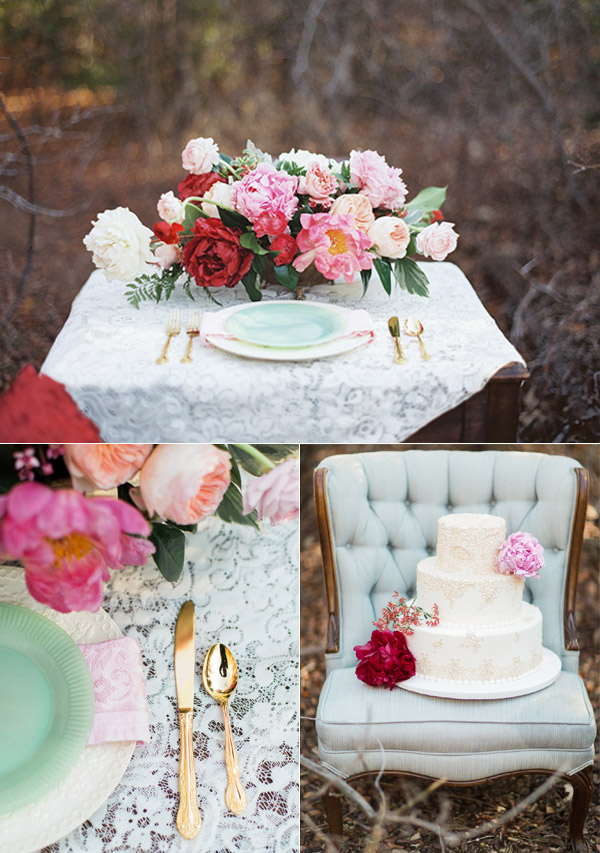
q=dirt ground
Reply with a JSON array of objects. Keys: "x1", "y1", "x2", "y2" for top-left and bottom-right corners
[{"x1": 299, "y1": 444, "x2": 599, "y2": 853}]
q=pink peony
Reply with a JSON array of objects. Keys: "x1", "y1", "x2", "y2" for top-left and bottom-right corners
[
  {"x1": 230, "y1": 163, "x2": 298, "y2": 237},
  {"x1": 181, "y1": 137, "x2": 220, "y2": 174},
  {"x1": 138, "y1": 444, "x2": 231, "y2": 525},
  {"x1": 0, "y1": 482, "x2": 154, "y2": 612},
  {"x1": 354, "y1": 629, "x2": 416, "y2": 689},
  {"x1": 63, "y1": 444, "x2": 154, "y2": 492},
  {"x1": 349, "y1": 149, "x2": 407, "y2": 210},
  {"x1": 293, "y1": 212, "x2": 373, "y2": 283},
  {"x1": 496, "y1": 532, "x2": 545, "y2": 579},
  {"x1": 242, "y1": 458, "x2": 299, "y2": 525},
  {"x1": 299, "y1": 163, "x2": 338, "y2": 202},
  {"x1": 415, "y1": 221, "x2": 459, "y2": 261}
]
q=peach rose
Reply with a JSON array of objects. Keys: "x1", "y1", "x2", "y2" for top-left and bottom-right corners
[
  {"x1": 368, "y1": 216, "x2": 411, "y2": 259},
  {"x1": 63, "y1": 444, "x2": 153, "y2": 491},
  {"x1": 329, "y1": 193, "x2": 375, "y2": 233},
  {"x1": 415, "y1": 221, "x2": 459, "y2": 261},
  {"x1": 138, "y1": 444, "x2": 231, "y2": 525},
  {"x1": 300, "y1": 163, "x2": 338, "y2": 202}
]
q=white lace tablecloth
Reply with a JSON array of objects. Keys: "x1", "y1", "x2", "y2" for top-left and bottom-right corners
[
  {"x1": 33, "y1": 517, "x2": 298, "y2": 853},
  {"x1": 41, "y1": 263, "x2": 525, "y2": 442}
]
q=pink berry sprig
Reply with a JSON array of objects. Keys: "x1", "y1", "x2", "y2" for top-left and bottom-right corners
[{"x1": 374, "y1": 592, "x2": 440, "y2": 636}]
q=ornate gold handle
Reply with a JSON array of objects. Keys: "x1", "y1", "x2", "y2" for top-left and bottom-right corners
[
  {"x1": 220, "y1": 701, "x2": 247, "y2": 815},
  {"x1": 181, "y1": 334, "x2": 194, "y2": 364},
  {"x1": 177, "y1": 710, "x2": 202, "y2": 838},
  {"x1": 393, "y1": 337, "x2": 407, "y2": 365},
  {"x1": 417, "y1": 335, "x2": 431, "y2": 361},
  {"x1": 157, "y1": 333, "x2": 175, "y2": 365}
]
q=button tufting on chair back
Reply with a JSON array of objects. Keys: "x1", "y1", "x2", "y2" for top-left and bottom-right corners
[{"x1": 318, "y1": 450, "x2": 582, "y2": 674}]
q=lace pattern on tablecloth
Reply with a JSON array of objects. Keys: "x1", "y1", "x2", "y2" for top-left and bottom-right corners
[
  {"x1": 44, "y1": 517, "x2": 299, "y2": 853},
  {"x1": 40, "y1": 263, "x2": 525, "y2": 442}
]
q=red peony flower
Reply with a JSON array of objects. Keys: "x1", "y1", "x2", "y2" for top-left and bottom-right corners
[
  {"x1": 0, "y1": 366, "x2": 102, "y2": 442},
  {"x1": 177, "y1": 171, "x2": 225, "y2": 202},
  {"x1": 153, "y1": 221, "x2": 184, "y2": 244},
  {"x1": 354, "y1": 629, "x2": 416, "y2": 690},
  {"x1": 182, "y1": 217, "x2": 253, "y2": 289},
  {"x1": 270, "y1": 233, "x2": 298, "y2": 266}
]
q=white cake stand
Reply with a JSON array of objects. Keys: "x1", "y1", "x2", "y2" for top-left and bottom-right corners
[{"x1": 396, "y1": 647, "x2": 562, "y2": 700}]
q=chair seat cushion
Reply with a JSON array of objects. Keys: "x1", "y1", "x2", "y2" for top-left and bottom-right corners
[{"x1": 316, "y1": 668, "x2": 596, "y2": 781}]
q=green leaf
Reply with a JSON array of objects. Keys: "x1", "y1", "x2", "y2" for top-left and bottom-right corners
[
  {"x1": 360, "y1": 268, "x2": 372, "y2": 296},
  {"x1": 405, "y1": 186, "x2": 447, "y2": 213},
  {"x1": 373, "y1": 257, "x2": 392, "y2": 295},
  {"x1": 242, "y1": 269, "x2": 262, "y2": 301},
  {"x1": 252, "y1": 253, "x2": 267, "y2": 278},
  {"x1": 165, "y1": 521, "x2": 198, "y2": 533},
  {"x1": 239, "y1": 231, "x2": 269, "y2": 254},
  {"x1": 404, "y1": 209, "x2": 424, "y2": 226},
  {"x1": 253, "y1": 444, "x2": 297, "y2": 462},
  {"x1": 229, "y1": 445, "x2": 270, "y2": 477},
  {"x1": 183, "y1": 203, "x2": 206, "y2": 231},
  {"x1": 117, "y1": 483, "x2": 136, "y2": 506},
  {"x1": 228, "y1": 454, "x2": 242, "y2": 487},
  {"x1": 150, "y1": 523, "x2": 186, "y2": 582},
  {"x1": 393, "y1": 257, "x2": 430, "y2": 297},
  {"x1": 218, "y1": 207, "x2": 250, "y2": 230},
  {"x1": 214, "y1": 482, "x2": 260, "y2": 529},
  {"x1": 273, "y1": 263, "x2": 299, "y2": 291}
]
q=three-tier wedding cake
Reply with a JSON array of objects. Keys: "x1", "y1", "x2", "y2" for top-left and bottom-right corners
[{"x1": 407, "y1": 513, "x2": 543, "y2": 684}]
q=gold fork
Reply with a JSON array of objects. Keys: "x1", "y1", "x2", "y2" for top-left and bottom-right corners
[
  {"x1": 156, "y1": 310, "x2": 181, "y2": 364},
  {"x1": 181, "y1": 310, "x2": 201, "y2": 364}
]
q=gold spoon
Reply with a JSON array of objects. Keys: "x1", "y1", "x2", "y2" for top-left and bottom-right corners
[
  {"x1": 202, "y1": 643, "x2": 247, "y2": 815},
  {"x1": 403, "y1": 316, "x2": 431, "y2": 361},
  {"x1": 387, "y1": 316, "x2": 407, "y2": 365}
]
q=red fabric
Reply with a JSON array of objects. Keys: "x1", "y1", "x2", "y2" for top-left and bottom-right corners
[
  {"x1": 0, "y1": 366, "x2": 102, "y2": 442},
  {"x1": 354, "y1": 629, "x2": 416, "y2": 689},
  {"x1": 177, "y1": 171, "x2": 225, "y2": 202},
  {"x1": 183, "y1": 217, "x2": 253, "y2": 289}
]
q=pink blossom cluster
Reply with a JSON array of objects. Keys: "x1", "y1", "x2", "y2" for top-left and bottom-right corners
[
  {"x1": 230, "y1": 163, "x2": 299, "y2": 238},
  {"x1": 496, "y1": 532, "x2": 545, "y2": 579},
  {"x1": 349, "y1": 149, "x2": 408, "y2": 209},
  {"x1": 293, "y1": 213, "x2": 373, "y2": 283},
  {"x1": 374, "y1": 592, "x2": 440, "y2": 636}
]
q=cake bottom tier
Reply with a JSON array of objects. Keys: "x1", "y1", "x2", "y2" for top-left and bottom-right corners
[{"x1": 407, "y1": 602, "x2": 543, "y2": 684}]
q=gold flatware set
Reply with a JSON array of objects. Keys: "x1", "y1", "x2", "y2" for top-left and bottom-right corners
[
  {"x1": 174, "y1": 602, "x2": 246, "y2": 840},
  {"x1": 388, "y1": 315, "x2": 431, "y2": 363},
  {"x1": 157, "y1": 311, "x2": 201, "y2": 365}
]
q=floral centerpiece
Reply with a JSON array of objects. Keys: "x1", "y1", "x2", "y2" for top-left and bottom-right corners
[
  {"x1": 0, "y1": 443, "x2": 298, "y2": 613},
  {"x1": 84, "y1": 138, "x2": 459, "y2": 305}
]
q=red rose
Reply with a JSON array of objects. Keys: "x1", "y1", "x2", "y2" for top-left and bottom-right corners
[
  {"x1": 254, "y1": 210, "x2": 289, "y2": 238},
  {"x1": 354, "y1": 629, "x2": 416, "y2": 690},
  {"x1": 183, "y1": 217, "x2": 253, "y2": 289},
  {"x1": 0, "y1": 366, "x2": 102, "y2": 442},
  {"x1": 270, "y1": 233, "x2": 298, "y2": 266},
  {"x1": 178, "y1": 171, "x2": 225, "y2": 201},
  {"x1": 153, "y1": 222, "x2": 184, "y2": 244}
]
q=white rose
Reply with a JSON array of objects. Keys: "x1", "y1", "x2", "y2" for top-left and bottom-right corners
[
  {"x1": 368, "y1": 216, "x2": 411, "y2": 258},
  {"x1": 201, "y1": 181, "x2": 234, "y2": 217},
  {"x1": 277, "y1": 148, "x2": 336, "y2": 171},
  {"x1": 181, "y1": 137, "x2": 220, "y2": 174},
  {"x1": 83, "y1": 207, "x2": 154, "y2": 282},
  {"x1": 157, "y1": 191, "x2": 184, "y2": 224},
  {"x1": 416, "y1": 221, "x2": 459, "y2": 261}
]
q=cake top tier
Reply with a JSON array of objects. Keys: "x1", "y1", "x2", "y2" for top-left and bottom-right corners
[{"x1": 436, "y1": 513, "x2": 506, "y2": 577}]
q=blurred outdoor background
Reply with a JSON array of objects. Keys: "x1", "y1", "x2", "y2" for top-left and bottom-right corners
[
  {"x1": 300, "y1": 443, "x2": 599, "y2": 852},
  {"x1": 0, "y1": 0, "x2": 599, "y2": 439}
]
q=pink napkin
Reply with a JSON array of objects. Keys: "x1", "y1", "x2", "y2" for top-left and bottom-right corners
[
  {"x1": 79, "y1": 637, "x2": 150, "y2": 747},
  {"x1": 201, "y1": 304, "x2": 375, "y2": 346}
]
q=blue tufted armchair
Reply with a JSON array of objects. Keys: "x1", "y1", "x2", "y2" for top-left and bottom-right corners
[{"x1": 313, "y1": 449, "x2": 595, "y2": 851}]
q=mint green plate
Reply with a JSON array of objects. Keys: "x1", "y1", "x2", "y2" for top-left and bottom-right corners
[
  {"x1": 0, "y1": 603, "x2": 95, "y2": 813},
  {"x1": 225, "y1": 302, "x2": 347, "y2": 348}
]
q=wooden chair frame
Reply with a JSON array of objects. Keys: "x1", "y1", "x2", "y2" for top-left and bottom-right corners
[{"x1": 313, "y1": 462, "x2": 593, "y2": 852}]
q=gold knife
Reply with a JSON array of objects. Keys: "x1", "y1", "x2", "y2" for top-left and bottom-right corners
[
  {"x1": 174, "y1": 600, "x2": 202, "y2": 839},
  {"x1": 388, "y1": 315, "x2": 407, "y2": 365}
]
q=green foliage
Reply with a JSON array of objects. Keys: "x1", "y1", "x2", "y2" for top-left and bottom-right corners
[
  {"x1": 214, "y1": 481, "x2": 259, "y2": 529},
  {"x1": 392, "y1": 258, "x2": 430, "y2": 297},
  {"x1": 239, "y1": 231, "x2": 269, "y2": 254},
  {"x1": 277, "y1": 160, "x2": 307, "y2": 176},
  {"x1": 229, "y1": 443, "x2": 296, "y2": 477},
  {"x1": 360, "y1": 268, "x2": 372, "y2": 296},
  {"x1": 219, "y1": 208, "x2": 251, "y2": 230},
  {"x1": 406, "y1": 186, "x2": 447, "y2": 212},
  {"x1": 241, "y1": 269, "x2": 263, "y2": 301},
  {"x1": 272, "y1": 263, "x2": 299, "y2": 291},
  {"x1": 150, "y1": 523, "x2": 186, "y2": 582},
  {"x1": 183, "y1": 203, "x2": 206, "y2": 231},
  {"x1": 125, "y1": 266, "x2": 184, "y2": 308},
  {"x1": 373, "y1": 257, "x2": 392, "y2": 295}
]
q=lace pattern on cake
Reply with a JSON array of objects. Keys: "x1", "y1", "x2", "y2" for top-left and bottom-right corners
[{"x1": 416, "y1": 648, "x2": 542, "y2": 684}]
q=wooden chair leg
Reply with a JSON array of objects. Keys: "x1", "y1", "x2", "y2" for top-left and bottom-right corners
[
  {"x1": 568, "y1": 766, "x2": 593, "y2": 852},
  {"x1": 322, "y1": 791, "x2": 344, "y2": 839}
]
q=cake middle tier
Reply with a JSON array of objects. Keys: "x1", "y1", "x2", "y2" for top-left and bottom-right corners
[
  {"x1": 407, "y1": 602, "x2": 543, "y2": 684},
  {"x1": 417, "y1": 557, "x2": 524, "y2": 625}
]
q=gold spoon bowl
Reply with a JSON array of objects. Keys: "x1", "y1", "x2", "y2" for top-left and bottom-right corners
[{"x1": 403, "y1": 316, "x2": 431, "y2": 361}]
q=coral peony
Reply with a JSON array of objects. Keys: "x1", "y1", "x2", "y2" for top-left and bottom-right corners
[
  {"x1": 0, "y1": 366, "x2": 102, "y2": 442},
  {"x1": 231, "y1": 163, "x2": 298, "y2": 236},
  {"x1": 293, "y1": 212, "x2": 373, "y2": 283},
  {"x1": 242, "y1": 458, "x2": 299, "y2": 524},
  {"x1": 181, "y1": 137, "x2": 220, "y2": 174},
  {"x1": 63, "y1": 444, "x2": 153, "y2": 492},
  {"x1": 354, "y1": 629, "x2": 416, "y2": 689},
  {"x1": 496, "y1": 532, "x2": 545, "y2": 579},
  {"x1": 183, "y1": 217, "x2": 253, "y2": 289},
  {"x1": 349, "y1": 149, "x2": 407, "y2": 210},
  {"x1": 415, "y1": 221, "x2": 459, "y2": 261},
  {"x1": 0, "y1": 482, "x2": 154, "y2": 612},
  {"x1": 83, "y1": 207, "x2": 155, "y2": 282},
  {"x1": 270, "y1": 233, "x2": 298, "y2": 266},
  {"x1": 138, "y1": 444, "x2": 231, "y2": 525},
  {"x1": 299, "y1": 163, "x2": 338, "y2": 202}
]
